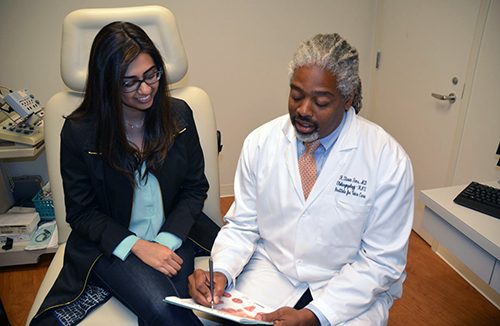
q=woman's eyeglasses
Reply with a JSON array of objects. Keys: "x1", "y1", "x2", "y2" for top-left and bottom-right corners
[{"x1": 122, "y1": 68, "x2": 163, "y2": 93}]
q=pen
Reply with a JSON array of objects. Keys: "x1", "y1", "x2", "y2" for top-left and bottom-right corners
[{"x1": 209, "y1": 256, "x2": 214, "y2": 309}]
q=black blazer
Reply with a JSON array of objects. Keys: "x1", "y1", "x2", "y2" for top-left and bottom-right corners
[{"x1": 31, "y1": 98, "x2": 219, "y2": 324}]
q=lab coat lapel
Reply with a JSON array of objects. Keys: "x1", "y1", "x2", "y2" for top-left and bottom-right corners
[
  {"x1": 282, "y1": 119, "x2": 305, "y2": 205},
  {"x1": 306, "y1": 109, "x2": 359, "y2": 205}
]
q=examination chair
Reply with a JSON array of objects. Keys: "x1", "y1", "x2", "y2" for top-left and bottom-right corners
[{"x1": 26, "y1": 6, "x2": 223, "y2": 326}]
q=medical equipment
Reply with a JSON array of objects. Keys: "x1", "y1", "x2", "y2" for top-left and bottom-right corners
[{"x1": 0, "y1": 87, "x2": 44, "y2": 146}]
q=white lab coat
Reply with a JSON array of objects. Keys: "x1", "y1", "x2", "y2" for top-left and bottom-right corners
[{"x1": 212, "y1": 108, "x2": 414, "y2": 325}]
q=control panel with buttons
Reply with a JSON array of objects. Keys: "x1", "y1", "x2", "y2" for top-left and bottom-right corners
[
  {"x1": 0, "y1": 114, "x2": 44, "y2": 146},
  {"x1": 3, "y1": 89, "x2": 43, "y2": 118},
  {"x1": 0, "y1": 89, "x2": 44, "y2": 146}
]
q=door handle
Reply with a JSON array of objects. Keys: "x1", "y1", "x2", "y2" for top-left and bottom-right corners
[{"x1": 431, "y1": 92, "x2": 456, "y2": 103}]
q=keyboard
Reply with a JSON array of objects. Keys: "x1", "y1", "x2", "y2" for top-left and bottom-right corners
[{"x1": 453, "y1": 181, "x2": 500, "y2": 219}]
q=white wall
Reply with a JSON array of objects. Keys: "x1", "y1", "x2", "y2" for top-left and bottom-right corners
[{"x1": 0, "y1": 0, "x2": 377, "y2": 195}]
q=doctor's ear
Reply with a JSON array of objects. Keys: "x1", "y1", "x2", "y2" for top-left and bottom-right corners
[{"x1": 344, "y1": 90, "x2": 356, "y2": 111}]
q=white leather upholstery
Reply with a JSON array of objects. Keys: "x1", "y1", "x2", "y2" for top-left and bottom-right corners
[
  {"x1": 61, "y1": 6, "x2": 188, "y2": 91},
  {"x1": 26, "y1": 6, "x2": 222, "y2": 326}
]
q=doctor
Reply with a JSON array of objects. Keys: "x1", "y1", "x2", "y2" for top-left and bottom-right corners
[{"x1": 189, "y1": 33, "x2": 414, "y2": 326}]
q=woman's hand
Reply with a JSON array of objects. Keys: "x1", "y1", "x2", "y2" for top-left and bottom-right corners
[
  {"x1": 131, "y1": 239, "x2": 183, "y2": 277},
  {"x1": 256, "y1": 307, "x2": 320, "y2": 326}
]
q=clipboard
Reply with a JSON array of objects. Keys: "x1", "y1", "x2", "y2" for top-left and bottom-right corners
[{"x1": 164, "y1": 289, "x2": 274, "y2": 325}]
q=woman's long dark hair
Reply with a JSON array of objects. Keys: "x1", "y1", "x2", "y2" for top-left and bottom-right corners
[{"x1": 69, "y1": 21, "x2": 177, "y2": 185}]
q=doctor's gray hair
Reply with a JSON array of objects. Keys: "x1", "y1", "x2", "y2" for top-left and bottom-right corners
[{"x1": 288, "y1": 33, "x2": 362, "y2": 113}]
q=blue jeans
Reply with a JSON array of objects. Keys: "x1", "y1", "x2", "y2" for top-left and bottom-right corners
[{"x1": 91, "y1": 240, "x2": 203, "y2": 326}]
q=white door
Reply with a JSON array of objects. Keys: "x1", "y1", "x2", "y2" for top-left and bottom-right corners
[
  {"x1": 451, "y1": 0, "x2": 500, "y2": 186},
  {"x1": 368, "y1": 0, "x2": 483, "y2": 241}
]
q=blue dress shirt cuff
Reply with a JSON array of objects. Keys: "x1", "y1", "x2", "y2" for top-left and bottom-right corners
[
  {"x1": 214, "y1": 268, "x2": 234, "y2": 291},
  {"x1": 155, "y1": 232, "x2": 183, "y2": 251},
  {"x1": 306, "y1": 303, "x2": 330, "y2": 326},
  {"x1": 112, "y1": 235, "x2": 140, "y2": 261}
]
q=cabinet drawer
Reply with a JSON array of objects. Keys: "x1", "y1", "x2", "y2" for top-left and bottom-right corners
[{"x1": 422, "y1": 206, "x2": 496, "y2": 283}]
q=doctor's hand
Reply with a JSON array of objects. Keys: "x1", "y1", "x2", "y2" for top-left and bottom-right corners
[
  {"x1": 131, "y1": 239, "x2": 183, "y2": 278},
  {"x1": 188, "y1": 269, "x2": 227, "y2": 308},
  {"x1": 256, "y1": 307, "x2": 320, "y2": 326}
]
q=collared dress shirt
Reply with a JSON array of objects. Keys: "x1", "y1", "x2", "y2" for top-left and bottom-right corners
[{"x1": 296, "y1": 111, "x2": 347, "y2": 177}]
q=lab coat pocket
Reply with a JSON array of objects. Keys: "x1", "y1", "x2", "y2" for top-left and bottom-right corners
[{"x1": 316, "y1": 198, "x2": 371, "y2": 248}]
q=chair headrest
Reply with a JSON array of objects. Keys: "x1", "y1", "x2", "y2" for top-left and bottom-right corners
[{"x1": 61, "y1": 5, "x2": 188, "y2": 91}]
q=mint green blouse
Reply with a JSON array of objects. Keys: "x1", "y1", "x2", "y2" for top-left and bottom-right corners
[{"x1": 112, "y1": 165, "x2": 182, "y2": 260}]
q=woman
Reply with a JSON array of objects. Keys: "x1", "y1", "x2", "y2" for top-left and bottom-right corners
[{"x1": 30, "y1": 22, "x2": 216, "y2": 326}]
